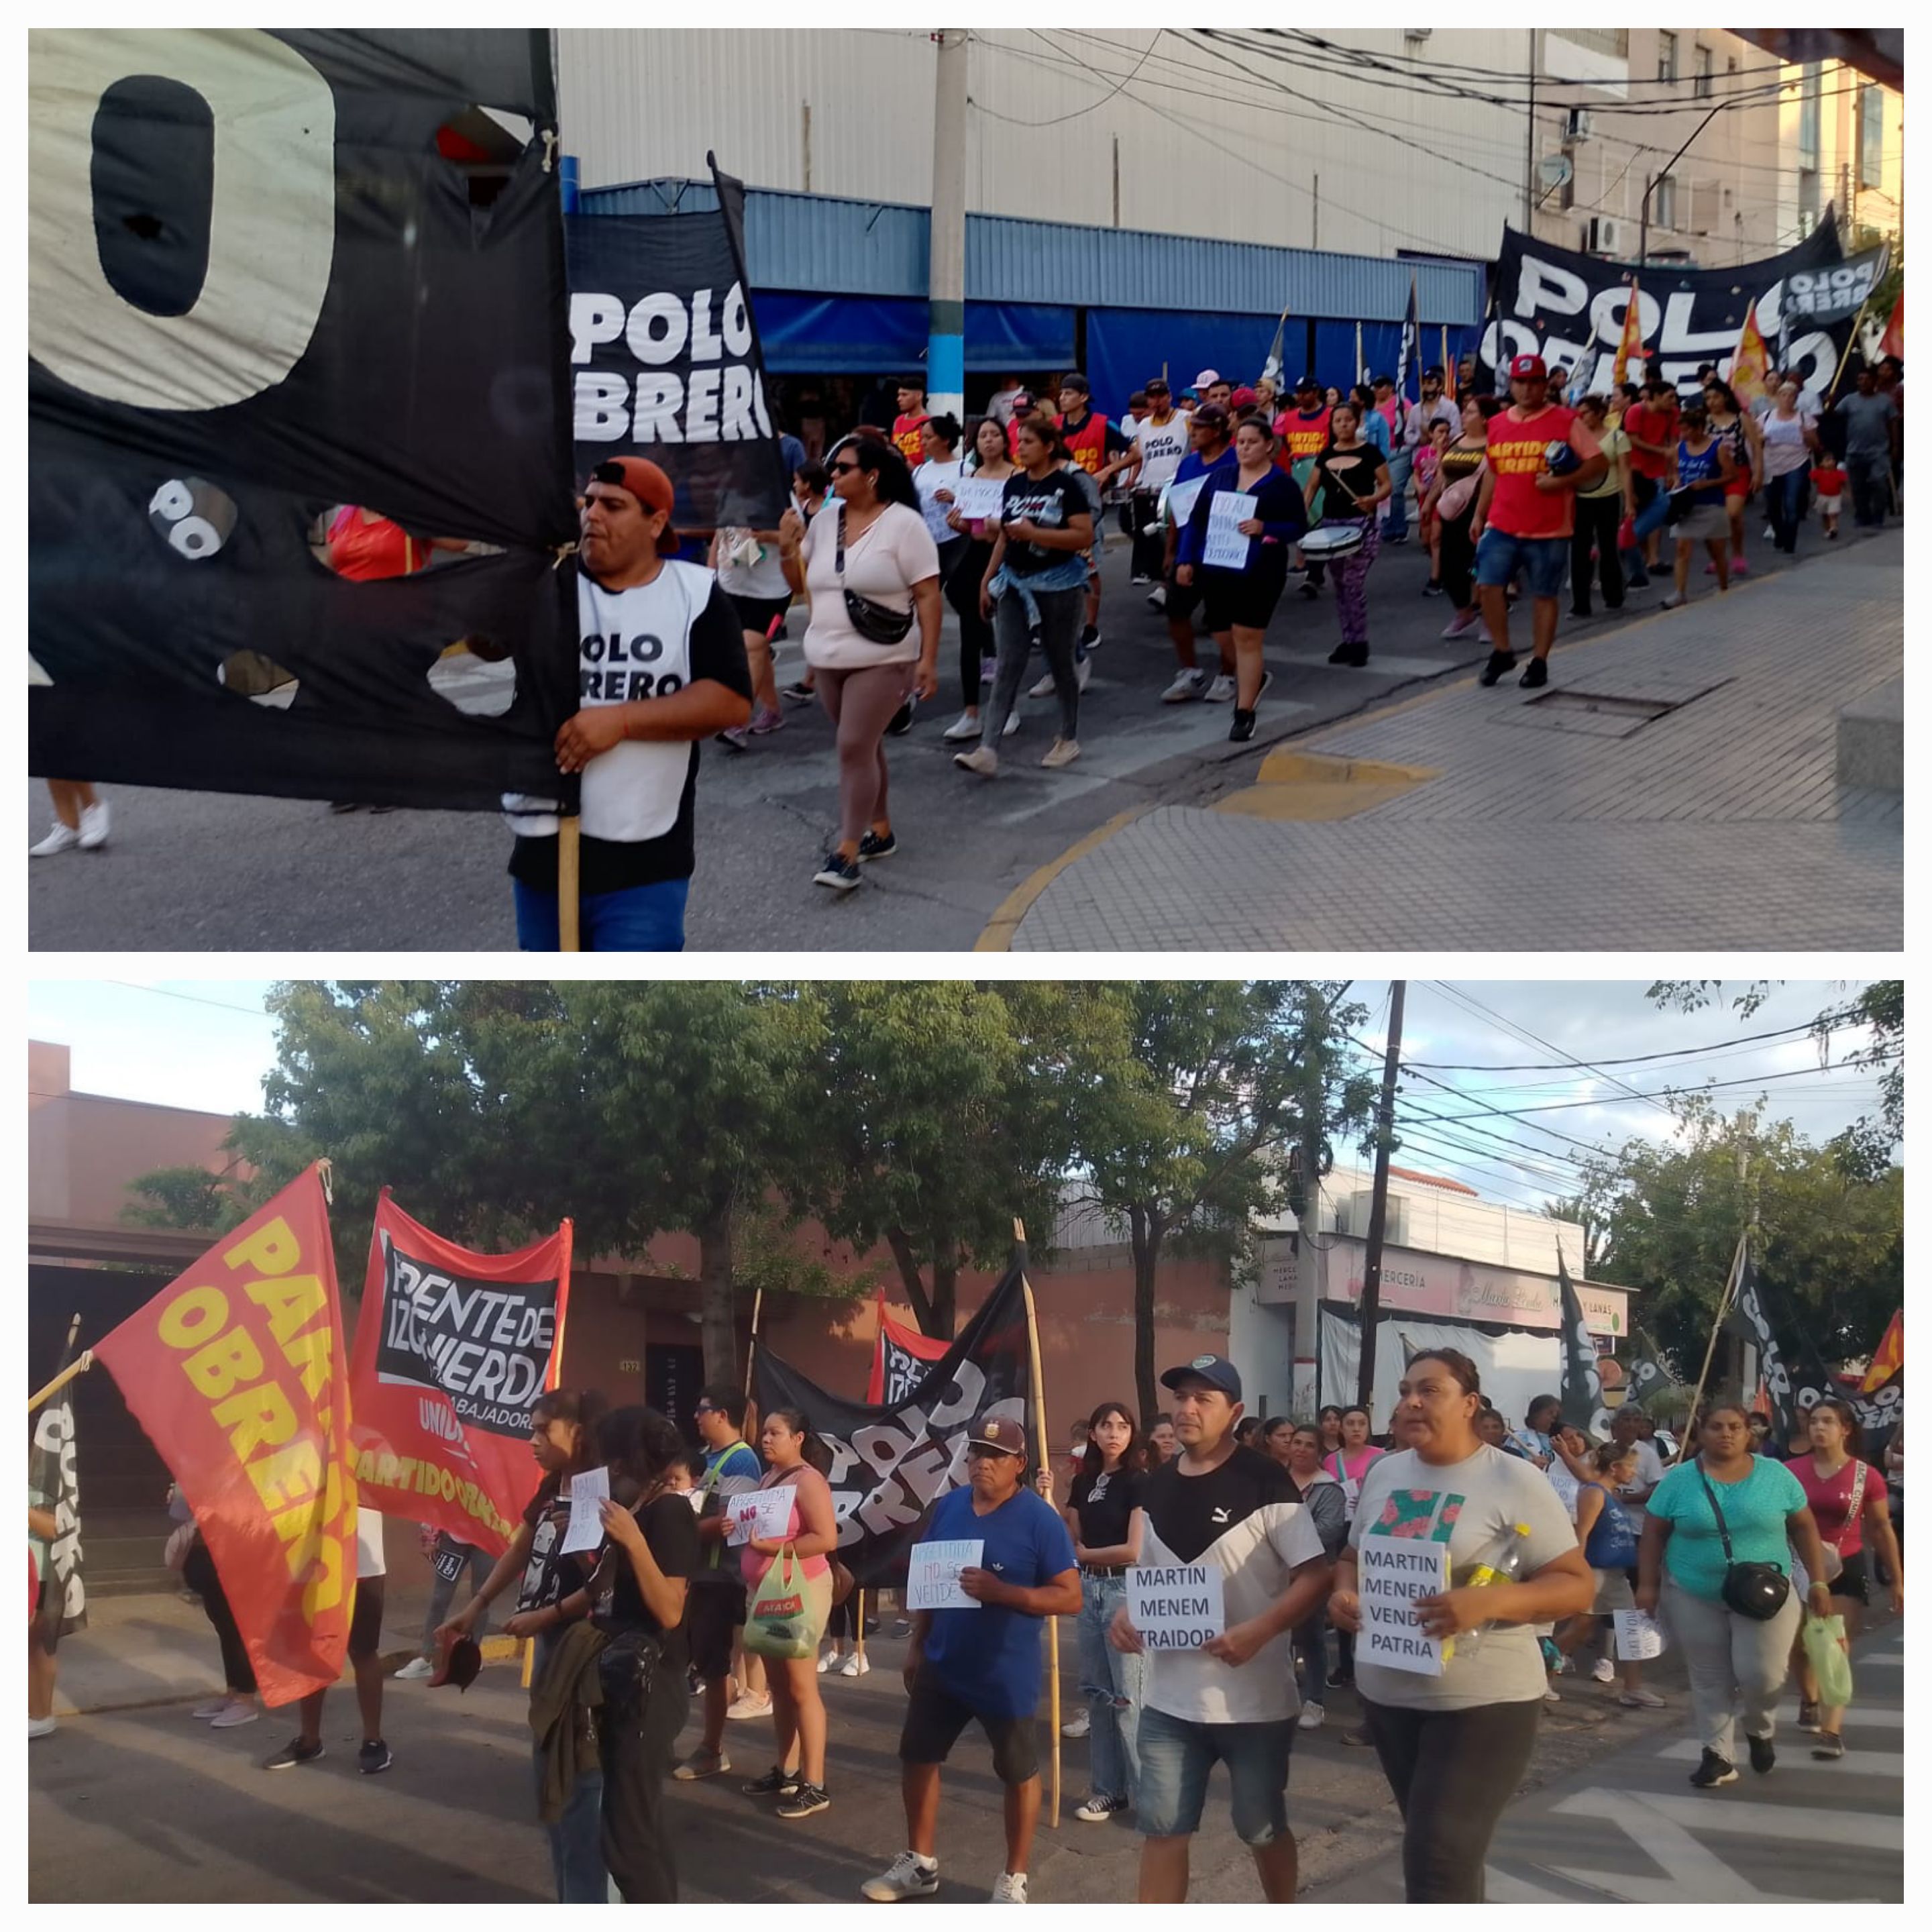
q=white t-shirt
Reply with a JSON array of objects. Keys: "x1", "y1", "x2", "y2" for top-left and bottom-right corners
[
  {"x1": 356, "y1": 1505, "x2": 386, "y2": 1579},
  {"x1": 913, "y1": 458, "x2": 965, "y2": 548},
  {"x1": 715, "y1": 529, "x2": 789, "y2": 602},
  {"x1": 1616, "y1": 1437, "x2": 1668, "y2": 1527},
  {"x1": 1130, "y1": 411, "x2": 1192, "y2": 492},
  {"x1": 800, "y1": 501, "x2": 940, "y2": 670}
]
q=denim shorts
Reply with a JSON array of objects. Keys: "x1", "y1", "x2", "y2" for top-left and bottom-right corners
[
  {"x1": 1473, "y1": 527, "x2": 1568, "y2": 599},
  {"x1": 1135, "y1": 1703, "x2": 1293, "y2": 1845}
]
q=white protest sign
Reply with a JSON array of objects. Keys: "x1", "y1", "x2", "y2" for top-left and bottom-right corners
[
  {"x1": 1201, "y1": 490, "x2": 1256, "y2": 569},
  {"x1": 1613, "y1": 1608, "x2": 1666, "y2": 1660},
  {"x1": 907, "y1": 1538, "x2": 983, "y2": 1611},
  {"x1": 1547, "y1": 1463, "x2": 1581, "y2": 1521},
  {"x1": 1126, "y1": 1563, "x2": 1226, "y2": 1651},
  {"x1": 727, "y1": 1488, "x2": 794, "y2": 1548},
  {"x1": 1164, "y1": 475, "x2": 1207, "y2": 527},
  {"x1": 559, "y1": 1466, "x2": 609, "y2": 1554},
  {"x1": 1357, "y1": 1536, "x2": 1450, "y2": 1676},
  {"x1": 951, "y1": 476, "x2": 1006, "y2": 520}
]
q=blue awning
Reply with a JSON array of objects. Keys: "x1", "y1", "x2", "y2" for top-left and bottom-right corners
[{"x1": 749, "y1": 294, "x2": 1075, "y2": 376}]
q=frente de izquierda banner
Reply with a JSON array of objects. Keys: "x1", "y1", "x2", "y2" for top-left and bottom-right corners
[
  {"x1": 92, "y1": 1166, "x2": 356, "y2": 1708},
  {"x1": 347, "y1": 1193, "x2": 572, "y2": 1556}
]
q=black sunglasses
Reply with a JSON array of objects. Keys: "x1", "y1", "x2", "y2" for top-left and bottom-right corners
[{"x1": 829, "y1": 458, "x2": 862, "y2": 474}]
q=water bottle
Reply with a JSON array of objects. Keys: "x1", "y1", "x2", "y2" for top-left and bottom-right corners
[{"x1": 1443, "y1": 1521, "x2": 1532, "y2": 1664}]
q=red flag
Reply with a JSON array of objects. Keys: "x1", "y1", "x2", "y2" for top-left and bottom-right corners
[
  {"x1": 347, "y1": 1193, "x2": 572, "y2": 1555},
  {"x1": 1878, "y1": 294, "x2": 1904, "y2": 364},
  {"x1": 1861, "y1": 1309, "x2": 1903, "y2": 1393},
  {"x1": 1612, "y1": 278, "x2": 1644, "y2": 388},
  {"x1": 93, "y1": 1167, "x2": 355, "y2": 1707},
  {"x1": 865, "y1": 1289, "x2": 952, "y2": 1405},
  {"x1": 1729, "y1": 300, "x2": 1772, "y2": 407}
]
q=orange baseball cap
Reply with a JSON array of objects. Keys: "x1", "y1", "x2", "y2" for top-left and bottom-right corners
[{"x1": 588, "y1": 456, "x2": 676, "y2": 517}]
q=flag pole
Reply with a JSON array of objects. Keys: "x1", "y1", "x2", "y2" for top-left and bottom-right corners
[
  {"x1": 1014, "y1": 1215, "x2": 1060, "y2": 1829},
  {"x1": 1676, "y1": 1232, "x2": 1747, "y2": 1464},
  {"x1": 743, "y1": 1287, "x2": 765, "y2": 1401},
  {"x1": 558, "y1": 817, "x2": 582, "y2": 952},
  {"x1": 28, "y1": 1328, "x2": 91, "y2": 1416}
]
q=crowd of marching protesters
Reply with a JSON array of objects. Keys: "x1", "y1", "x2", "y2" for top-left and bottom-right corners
[{"x1": 63, "y1": 1355, "x2": 1897, "y2": 1906}]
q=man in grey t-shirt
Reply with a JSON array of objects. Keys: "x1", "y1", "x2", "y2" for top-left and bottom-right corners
[{"x1": 1837, "y1": 369, "x2": 1899, "y2": 528}]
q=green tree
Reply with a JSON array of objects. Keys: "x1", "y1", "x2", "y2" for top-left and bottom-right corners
[{"x1": 1071, "y1": 982, "x2": 1374, "y2": 1428}]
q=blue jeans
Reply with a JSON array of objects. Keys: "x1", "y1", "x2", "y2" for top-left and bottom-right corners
[
  {"x1": 531, "y1": 1630, "x2": 611, "y2": 1903},
  {"x1": 1383, "y1": 448, "x2": 1413, "y2": 539},
  {"x1": 421, "y1": 1538, "x2": 493, "y2": 1650},
  {"x1": 1474, "y1": 528, "x2": 1568, "y2": 599},
  {"x1": 1292, "y1": 1605, "x2": 1328, "y2": 1707},
  {"x1": 1075, "y1": 1572, "x2": 1144, "y2": 1802},
  {"x1": 1766, "y1": 468, "x2": 1807, "y2": 553},
  {"x1": 1136, "y1": 1703, "x2": 1294, "y2": 1845},
  {"x1": 513, "y1": 877, "x2": 690, "y2": 953}
]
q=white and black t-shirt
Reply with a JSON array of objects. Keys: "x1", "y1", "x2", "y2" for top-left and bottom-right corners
[
  {"x1": 508, "y1": 560, "x2": 751, "y2": 897},
  {"x1": 1000, "y1": 468, "x2": 1091, "y2": 576},
  {"x1": 1137, "y1": 1445, "x2": 1326, "y2": 1725},
  {"x1": 1130, "y1": 411, "x2": 1193, "y2": 492}
]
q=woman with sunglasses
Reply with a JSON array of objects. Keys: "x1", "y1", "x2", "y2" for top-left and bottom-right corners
[{"x1": 778, "y1": 437, "x2": 942, "y2": 894}]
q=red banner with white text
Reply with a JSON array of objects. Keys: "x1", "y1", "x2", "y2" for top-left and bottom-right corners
[
  {"x1": 93, "y1": 1167, "x2": 355, "y2": 1707},
  {"x1": 865, "y1": 1289, "x2": 954, "y2": 1405}
]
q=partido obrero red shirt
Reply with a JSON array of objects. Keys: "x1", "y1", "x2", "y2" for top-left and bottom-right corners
[{"x1": 1483, "y1": 404, "x2": 1601, "y2": 541}]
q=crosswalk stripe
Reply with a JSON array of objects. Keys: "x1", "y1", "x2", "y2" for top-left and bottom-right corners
[
  {"x1": 1483, "y1": 1866, "x2": 1577, "y2": 1902},
  {"x1": 1777, "y1": 1705, "x2": 1903, "y2": 1728},
  {"x1": 1656, "y1": 1737, "x2": 1902, "y2": 1775},
  {"x1": 1860, "y1": 1652, "x2": 1902, "y2": 1666},
  {"x1": 1552, "y1": 1787, "x2": 1902, "y2": 1851}
]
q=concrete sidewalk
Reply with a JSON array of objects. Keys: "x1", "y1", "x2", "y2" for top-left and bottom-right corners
[{"x1": 996, "y1": 529, "x2": 1902, "y2": 950}]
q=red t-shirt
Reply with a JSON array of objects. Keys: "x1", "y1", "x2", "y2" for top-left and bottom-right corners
[
  {"x1": 1788, "y1": 1455, "x2": 1886, "y2": 1557},
  {"x1": 1484, "y1": 404, "x2": 1601, "y2": 540},
  {"x1": 1623, "y1": 402, "x2": 1678, "y2": 480},
  {"x1": 327, "y1": 508, "x2": 429, "y2": 582},
  {"x1": 893, "y1": 413, "x2": 930, "y2": 466},
  {"x1": 1277, "y1": 407, "x2": 1332, "y2": 466}
]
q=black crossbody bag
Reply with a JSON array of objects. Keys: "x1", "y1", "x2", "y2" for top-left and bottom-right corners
[
  {"x1": 833, "y1": 504, "x2": 915, "y2": 645},
  {"x1": 1695, "y1": 1461, "x2": 1791, "y2": 1621}
]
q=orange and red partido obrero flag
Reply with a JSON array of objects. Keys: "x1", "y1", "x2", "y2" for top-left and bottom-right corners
[
  {"x1": 93, "y1": 1166, "x2": 355, "y2": 1707},
  {"x1": 1729, "y1": 301, "x2": 1772, "y2": 407},
  {"x1": 1862, "y1": 1309, "x2": 1903, "y2": 1393},
  {"x1": 1613, "y1": 279, "x2": 1644, "y2": 388}
]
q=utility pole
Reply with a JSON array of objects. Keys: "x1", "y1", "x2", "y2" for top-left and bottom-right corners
[
  {"x1": 1733, "y1": 1112, "x2": 1760, "y2": 1394},
  {"x1": 926, "y1": 28, "x2": 969, "y2": 421},
  {"x1": 1522, "y1": 29, "x2": 1538, "y2": 230},
  {"x1": 1356, "y1": 981, "x2": 1406, "y2": 1411},
  {"x1": 1638, "y1": 101, "x2": 1723, "y2": 266}
]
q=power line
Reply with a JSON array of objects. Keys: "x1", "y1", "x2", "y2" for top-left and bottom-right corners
[
  {"x1": 1403, "y1": 1010, "x2": 1862, "y2": 1073},
  {"x1": 101, "y1": 981, "x2": 274, "y2": 1020},
  {"x1": 1409, "y1": 1057, "x2": 1897, "y2": 1125},
  {"x1": 967, "y1": 30, "x2": 1159, "y2": 128}
]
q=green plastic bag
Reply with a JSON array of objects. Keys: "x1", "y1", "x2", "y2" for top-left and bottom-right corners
[
  {"x1": 1802, "y1": 1612, "x2": 1854, "y2": 1708},
  {"x1": 743, "y1": 1547, "x2": 815, "y2": 1660}
]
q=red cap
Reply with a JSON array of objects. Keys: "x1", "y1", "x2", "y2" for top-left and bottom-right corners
[
  {"x1": 1509, "y1": 354, "x2": 1548, "y2": 381},
  {"x1": 1230, "y1": 386, "x2": 1259, "y2": 410},
  {"x1": 588, "y1": 455, "x2": 676, "y2": 518}
]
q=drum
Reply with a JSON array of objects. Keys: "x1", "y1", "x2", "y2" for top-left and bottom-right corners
[{"x1": 1301, "y1": 525, "x2": 1366, "y2": 561}]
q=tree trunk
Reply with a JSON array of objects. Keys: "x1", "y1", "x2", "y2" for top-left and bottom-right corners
[
  {"x1": 930, "y1": 1252, "x2": 958, "y2": 1342},
  {"x1": 885, "y1": 1225, "x2": 938, "y2": 1336},
  {"x1": 698, "y1": 1213, "x2": 737, "y2": 1388},
  {"x1": 1129, "y1": 1204, "x2": 1164, "y2": 1432}
]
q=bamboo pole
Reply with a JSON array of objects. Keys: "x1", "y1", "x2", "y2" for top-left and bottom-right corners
[
  {"x1": 28, "y1": 1349, "x2": 92, "y2": 1417},
  {"x1": 558, "y1": 817, "x2": 582, "y2": 952},
  {"x1": 854, "y1": 1587, "x2": 865, "y2": 1670},
  {"x1": 1675, "y1": 1232, "x2": 1748, "y2": 1464},
  {"x1": 1015, "y1": 1217, "x2": 1061, "y2": 1829}
]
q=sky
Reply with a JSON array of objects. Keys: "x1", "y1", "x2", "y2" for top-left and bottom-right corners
[{"x1": 25, "y1": 977, "x2": 1895, "y2": 1212}]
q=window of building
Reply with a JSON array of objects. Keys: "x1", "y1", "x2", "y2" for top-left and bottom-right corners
[
  {"x1": 1798, "y1": 61, "x2": 1822, "y2": 171},
  {"x1": 1658, "y1": 32, "x2": 1678, "y2": 83},
  {"x1": 1654, "y1": 174, "x2": 1677, "y2": 230},
  {"x1": 1555, "y1": 30, "x2": 1629, "y2": 60},
  {"x1": 1694, "y1": 46, "x2": 1713, "y2": 98},
  {"x1": 1859, "y1": 84, "x2": 1885, "y2": 187}
]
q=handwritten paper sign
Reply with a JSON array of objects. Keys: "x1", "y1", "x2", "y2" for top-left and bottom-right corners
[
  {"x1": 1201, "y1": 490, "x2": 1256, "y2": 569},
  {"x1": 559, "y1": 1466, "x2": 610, "y2": 1554},
  {"x1": 1164, "y1": 475, "x2": 1207, "y2": 528},
  {"x1": 1547, "y1": 1463, "x2": 1581, "y2": 1521},
  {"x1": 1357, "y1": 1536, "x2": 1450, "y2": 1676},
  {"x1": 1126, "y1": 1563, "x2": 1226, "y2": 1650},
  {"x1": 907, "y1": 1538, "x2": 983, "y2": 1611},
  {"x1": 951, "y1": 476, "x2": 1006, "y2": 521},
  {"x1": 727, "y1": 1488, "x2": 794, "y2": 1548},
  {"x1": 1613, "y1": 1608, "x2": 1666, "y2": 1660}
]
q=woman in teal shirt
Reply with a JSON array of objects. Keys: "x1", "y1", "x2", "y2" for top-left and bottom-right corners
[{"x1": 1637, "y1": 1402, "x2": 1831, "y2": 1790}]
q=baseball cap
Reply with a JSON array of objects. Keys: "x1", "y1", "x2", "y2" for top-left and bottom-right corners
[
  {"x1": 1193, "y1": 368, "x2": 1222, "y2": 388},
  {"x1": 1191, "y1": 400, "x2": 1230, "y2": 429},
  {"x1": 588, "y1": 456, "x2": 675, "y2": 518},
  {"x1": 1160, "y1": 1352, "x2": 1244, "y2": 1402},
  {"x1": 1295, "y1": 373, "x2": 1320, "y2": 391},
  {"x1": 1145, "y1": 376, "x2": 1171, "y2": 394},
  {"x1": 1059, "y1": 373, "x2": 1090, "y2": 396},
  {"x1": 1229, "y1": 384, "x2": 1258, "y2": 411},
  {"x1": 1373, "y1": 372, "x2": 1395, "y2": 387},
  {"x1": 1011, "y1": 389, "x2": 1035, "y2": 411},
  {"x1": 967, "y1": 1415, "x2": 1028, "y2": 1457},
  {"x1": 429, "y1": 1630, "x2": 482, "y2": 1692},
  {"x1": 1424, "y1": 364, "x2": 1444, "y2": 380},
  {"x1": 1509, "y1": 354, "x2": 1548, "y2": 381}
]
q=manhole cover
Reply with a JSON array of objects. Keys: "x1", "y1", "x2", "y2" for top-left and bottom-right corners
[{"x1": 1499, "y1": 690, "x2": 1680, "y2": 739}]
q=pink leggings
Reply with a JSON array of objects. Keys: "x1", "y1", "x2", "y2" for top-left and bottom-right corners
[{"x1": 816, "y1": 661, "x2": 914, "y2": 846}]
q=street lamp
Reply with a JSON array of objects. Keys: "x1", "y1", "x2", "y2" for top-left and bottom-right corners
[{"x1": 1638, "y1": 103, "x2": 1723, "y2": 265}]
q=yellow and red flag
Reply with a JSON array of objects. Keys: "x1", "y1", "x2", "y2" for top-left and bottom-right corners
[
  {"x1": 1861, "y1": 1308, "x2": 1903, "y2": 1393},
  {"x1": 1612, "y1": 280, "x2": 1644, "y2": 388},
  {"x1": 93, "y1": 1167, "x2": 356, "y2": 1707},
  {"x1": 1729, "y1": 300, "x2": 1772, "y2": 406},
  {"x1": 1878, "y1": 293, "x2": 1904, "y2": 364}
]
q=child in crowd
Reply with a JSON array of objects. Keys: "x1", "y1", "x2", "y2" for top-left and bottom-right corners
[
  {"x1": 1811, "y1": 458, "x2": 1845, "y2": 539},
  {"x1": 1415, "y1": 419, "x2": 1452, "y2": 594}
]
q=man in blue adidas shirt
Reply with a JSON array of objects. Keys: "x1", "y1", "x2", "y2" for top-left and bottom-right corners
[{"x1": 861, "y1": 1414, "x2": 1079, "y2": 1906}]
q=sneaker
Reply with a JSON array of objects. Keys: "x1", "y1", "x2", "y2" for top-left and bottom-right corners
[
  {"x1": 1811, "y1": 1732, "x2": 1845, "y2": 1762},
  {"x1": 193, "y1": 1697, "x2": 232, "y2": 1720},
  {"x1": 1203, "y1": 674, "x2": 1236, "y2": 704},
  {"x1": 1074, "y1": 1792, "x2": 1128, "y2": 1823},
  {"x1": 941, "y1": 712, "x2": 983, "y2": 741},
  {"x1": 674, "y1": 1748, "x2": 731, "y2": 1780},
  {"x1": 1423, "y1": 579, "x2": 1444, "y2": 596},
  {"x1": 1161, "y1": 668, "x2": 1207, "y2": 704},
  {"x1": 210, "y1": 1701, "x2": 259, "y2": 1729},
  {"x1": 1544, "y1": 1684, "x2": 1562, "y2": 1703},
  {"x1": 1746, "y1": 1733, "x2": 1776, "y2": 1775},
  {"x1": 839, "y1": 1652, "x2": 871, "y2": 1678},
  {"x1": 727, "y1": 1692, "x2": 772, "y2": 1721},
  {"x1": 812, "y1": 853, "x2": 861, "y2": 892},
  {"x1": 28, "y1": 1715, "x2": 56, "y2": 1739},
  {"x1": 991, "y1": 1873, "x2": 1029, "y2": 1904},
  {"x1": 1704, "y1": 559, "x2": 1718, "y2": 575},
  {"x1": 28, "y1": 822, "x2": 79, "y2": 858},
  {"x1": 1130, "y1": 572, "x2": 1151, "y2": 586},
  {"x1": 1440, "y1": 610, "x2": 1480, "y2": 640},
  {"x1": 1081, "y1": 624, "x2": 1102, "y2": 650},
  {"x1": 816, "y1": 1652, "x2": 838, "y2": 1674},
  {"x1": 1688, "y1": 1748, "x2": 1738, "y2": 1788},
  {"x1": 77, "y1": 802, "x2": 111, "y2": 849},
  {"x1": 395, "y1": 1656, "x2": 435, "y2": 1681},
  {"x1": 1002, "y1": 713, "x2": 1020, "y2": 738},
  {"x1": 264, "y1": 1736, "x2": 325, "y2": 1770},
  {"x1": 885, "y1": 698, "x2": 916, "y2": 737},
  {"x1": 1328, "y1": 643, "x2": 1368, "y2": 667},
  {"x1": 1474, "y1": 621, "x2": 1495, "y2": 645},
  {"x1": 358, "y1": 1739, "x2": 393, "y2": 1775},
  {"x1": 1339, "y1": 1725, "x2": 1373, "y2": 1747},
  {"x1": 1796, "y1": 1698, "x2": 1821, "y2": 1733},
  {"x1": 981, "y1": 656, "x2": 1001, "y2": 689},
  {"x1": 861, "y1": 1851, "x2": 940, "y2": 1902},
  {"x1": 1591, "y1": 1658, "x2": 1615, "y2": 1683},
  {"x1": 1660, "y1": 592, "x2": 1686, "y2": 610},
  {"x1": 1028, "y1": 669, "x2": 1057, "y2": 699},
  {"x1": 782, "y1": 680, "x2": 816, "y2": 705},
  {"x1": 1732, "y1": 556, "x2": 1750, "y2": 576},
  {"x1": 1626, "y1": 570, "x2": 1652, "y2": 588},
  {"x1": 776, "y1": 1780, "x2": 832, "y2": 1819},
  {"x1": 1827, "y1": 527, "x2": 1838, "y2": 539},
  {"x1": 1040, "y1": 739, "x2": 1081, "y2": 770},
  {"x1": 1519, "y1": 658, "x2": 1549, "y2": 690},
  {"x1": 1297, "y1": 1703, "x2": 1326, "y2": 1731},
  {"x1": 1228, "y1": 708, "x2": 1256, "y2": 743},
  {"x1": 954, "y1": 746, "x2": 999, "y2": 777},
  {"x1": 888, "y1": 1619, "x2": 913, "y2": 1640},
  {"x1": 1061, "y1": 1709, "x2": 1090, "y2": 1739},
  {"x1": 1326, "y1": 1669, "x2": 1354, "y2": 1690},
  {"x1": 1618, "y1": 1687, "x2": 1666, "y2": 1709},
  {"x1": 1299, "y1": 580, "x2": 1320, "y2": 599},
  {"x1": 1763, "y1": 524, "x2": 1776, "y2": 541},
  {"x1": 1477, "y1": 650, "x2": 1517, "y2": 687},
  {"x1": 1570, "y1": 606, "x2": 1592, "y2": 621},
  {"x1": 1145, "y1": 585, "x2": 1168, "y2": 610},
  {"x1": 856, "y1": 829, "x2": 897, "y2": 863},
  {"x1": 716, "y1": 726, "x2": 749, "y2": 751},
  {"x1": 748, "y1": 705, "x2": 786, "y2": 737},
  {"x1": 742, "y1": 1765, "x2": 802, "y2": 1796}
]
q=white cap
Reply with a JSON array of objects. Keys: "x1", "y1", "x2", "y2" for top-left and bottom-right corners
[{"x1": 1193, "y1": 368, "x2": 1222, "y2": 388}]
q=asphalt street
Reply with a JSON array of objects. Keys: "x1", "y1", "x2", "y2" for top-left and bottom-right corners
[{"x1": 28, "y1": 512, "x2": 1880, "y2": 953}]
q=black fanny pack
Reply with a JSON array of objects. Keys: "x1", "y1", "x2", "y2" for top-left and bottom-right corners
[
  {"x1": 835, "y1": 506, "x2": 915, "y2": 645},
  {"x1": 1695, "y1": 1463, "x2": 1792, "y2": 1621},
  {"x1": 594, "y1": 1625, "x2": 664, "y2": 1713}
]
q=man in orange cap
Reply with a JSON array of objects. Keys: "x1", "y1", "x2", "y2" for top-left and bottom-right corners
[{"x1": 504, "y1": 455, "x2": 752, "y2": 950}]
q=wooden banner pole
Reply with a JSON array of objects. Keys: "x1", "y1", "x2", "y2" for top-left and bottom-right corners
[
  {"x1": 28, "y1": 1349, "x2": 93, "y2": 1418},
  {"x1": 1015, "y1": 1216, "x2": 1061, "y2": 1829},
  {"x1": 1676, "y1": 1231, "x2": 1747, "y2": 1464},
  {"x1": 558, "y1": 817, "x2": 582, "y2": 953}
]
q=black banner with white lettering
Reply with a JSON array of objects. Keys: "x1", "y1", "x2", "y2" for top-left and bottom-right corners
[
  {"x1": 28, "y1": 29, "x2": 580, "y2": 808},
  {"x1": 753, "y1": 1267, "x2": 1032, "y2": 1586},
  {"x1": 30, "y1": 1328, "x2": 87, "y2": 1648},
  {"x1": 1557, "y1": 1254, "x2": 1611, "y2": 1443},
  {"x1": 1480, "y1": 218, "x2": 1886, "y2": 401},
  {"x1": 564, "y1": 164, "x2": 790, "y2": 531}
]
